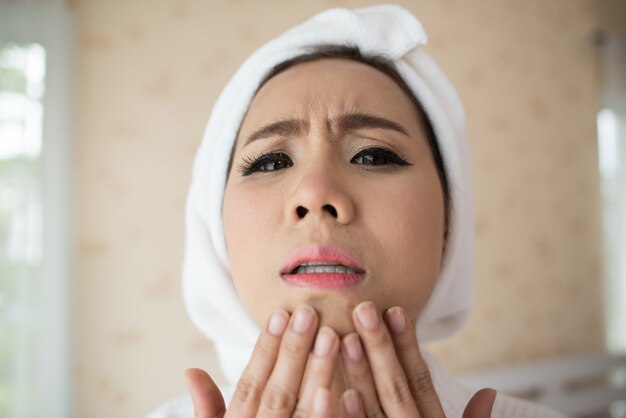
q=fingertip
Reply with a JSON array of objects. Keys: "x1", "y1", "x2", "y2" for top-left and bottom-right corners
[
  {"x1": 185, "y1": 368, "x2": 206, "y2": 397},
  {"x1": 476, "y1": 387, "x2": 497, "y2": 404},
  {"x1": 341, "y1": 333, "x2": 363, "y2": 362},
  {"x1": 314, "y1": 326, "x2": 340, "y2": 357},
  {"x1": 341, "y1": 389, "x2": 362, "y2": 416},
  {"x1": 383, "y1": 306, "x2": 407, "y2": 334},
  {"x1": 184, "y1": 368, "x2": 226, "y2": 418},
  {"x1": 463, "y1": 388, "x2": 497, "y2": 418},
  {"x1": 292, "y1": 304, "x2": 318, "y2": 334},
  {"x1": 185, "y1": 368, "x2": 202, "y2": 387},
  {"x1": 267, "y1": 309, "x2": 290, "y2": 336},
  {"x1": 483, "y1": 387, "x2": 497, "y2": 396},
  {"x1": 185, "y1": 367, "x2": 205, "y2": 376},
  {"x1": 185, "y1": 368, "x2": 221, "y2": 400},
  {"x1": 353, "y1": 301, "x2": 380, "y2": 330}
]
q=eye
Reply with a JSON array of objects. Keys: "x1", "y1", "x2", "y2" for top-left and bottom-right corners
[
  {"x1": 351, "y1": 147, "x2": 412, "y2": 167},
  {"x1": 237, "y1": 151, "x2": 293, "y2": 176}
]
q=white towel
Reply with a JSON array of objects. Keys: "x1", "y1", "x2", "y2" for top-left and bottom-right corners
[{"x1": 182, "y1": 3, "x2": 474, "y2": 386}]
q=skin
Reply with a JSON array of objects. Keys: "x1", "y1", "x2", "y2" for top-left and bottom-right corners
[
  {"x1": 186, "y1": 58, "x2": 496, "y2": 417},
  {"x1": 223, "y1": 58, "x2": 446, "y2": 336},
  {"x1": 186, "y1": 304, "x2": 496, "y2": 417}
]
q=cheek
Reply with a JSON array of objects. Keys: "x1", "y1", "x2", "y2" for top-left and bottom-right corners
[
  {"x1": 224, "y1": 186, "x2": 281, "y2": 241},
  {"x1": 223, "y1": 183, "x2": 284, "y2": 319},
  {"x1": 366, "y1": 176, "x2": 445, "y2": 317}
]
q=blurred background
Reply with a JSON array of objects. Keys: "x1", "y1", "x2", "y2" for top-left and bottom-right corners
[{"x1": 0, "y1": 0, "x2": 625, "y2": 417}]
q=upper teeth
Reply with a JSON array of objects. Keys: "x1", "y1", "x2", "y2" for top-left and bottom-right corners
[{"x1": 294, "y1": 262, "x2": 358, "y2": 274}]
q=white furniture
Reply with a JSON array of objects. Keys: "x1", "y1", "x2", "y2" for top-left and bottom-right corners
[{"x1": 458, "y1": 353, "x2": 626, "y2": 418}]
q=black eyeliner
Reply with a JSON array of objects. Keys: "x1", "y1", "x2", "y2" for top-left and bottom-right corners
[
  {"x1": 237, "y1": 151, "x2": 292, "y2": 176},
  {"x1": 352, "y1": 147, "x2": 413, "y2": 166}
]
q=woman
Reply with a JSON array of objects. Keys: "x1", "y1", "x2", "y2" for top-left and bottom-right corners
[{"x1": 149, "y1": 5, "x2": 566, "y2": 418}]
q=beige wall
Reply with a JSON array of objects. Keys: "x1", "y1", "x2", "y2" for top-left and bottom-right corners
[{"x1": 74, "y1": 1, "x2": 607, "y2": 417}]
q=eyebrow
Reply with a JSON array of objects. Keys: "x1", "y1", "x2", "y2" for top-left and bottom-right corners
[
  {"x1": 244, "y1": 112, "x2": 409, "y2": 146},
  {"x1": 245, "y1": 119, "x2": 308, "y2": 146},
  {"x1": 333, "y1": 113, "x2": 409, "y2": 137}
]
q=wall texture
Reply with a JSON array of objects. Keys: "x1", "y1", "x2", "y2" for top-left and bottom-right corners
[{"x1": 74, "y1": 1, "x2": 606, "y2": 417}]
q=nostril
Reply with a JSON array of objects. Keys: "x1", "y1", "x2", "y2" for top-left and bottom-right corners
[
  {"x1": 323, "y1": 204, "x2": 337, "y2": 218},
  {"x1": 296, "y1": 206, "x2": 308, "y2": 218}
]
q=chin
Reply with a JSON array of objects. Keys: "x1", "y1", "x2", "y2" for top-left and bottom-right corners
[{"x1": 300, "y1": 293, "x2": 360, "y2": 337}]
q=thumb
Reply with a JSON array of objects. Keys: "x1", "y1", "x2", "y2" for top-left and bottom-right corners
[
  {"x1": 185, "y1": 368, "x2": 226, "y2": 418},
  {"x1": 462, "y1": 388, "x2": 497, "y2": 418}
]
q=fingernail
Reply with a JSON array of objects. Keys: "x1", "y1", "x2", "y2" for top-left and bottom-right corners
[
  {"x1": 342, "y1": 334, "x2": 363, "y2": 361},
  {"x1": 314, "y1": 327, "x2": 336, "y2": 357},
  {"x1": 313, "y1": 387, "x2": 330, "y2": 415},
  {"x1": 292, "y1": 306, "x2": 315, "y2": 333},
  {"x1": 386, "y1": 307, "x2": 407, "y2": 333},
  {"x1": 342, "y1": 389, "x2": 360, "y2": 416},
  {"x1": 267, "y1": 310, "x2": 289, "y2": 336},
  {"x1": 355, "y1": 302, "x2": 379, "y2": 329}
]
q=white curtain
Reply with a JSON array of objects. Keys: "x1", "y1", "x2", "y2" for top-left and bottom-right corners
[
  {"x1": 598, "y1": 33, "x2": 626, "y2": 353},
  {"x1": 0, "y1": 1, "x2": 73, "y2": 417}
]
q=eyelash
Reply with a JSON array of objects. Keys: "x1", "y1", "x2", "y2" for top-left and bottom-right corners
[{"x1": 237, "y1": 147, "x2": 412, "y2": 177}]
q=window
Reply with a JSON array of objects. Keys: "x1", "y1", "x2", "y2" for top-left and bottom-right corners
[
  {"x1": 0, "y1": 40, "x2": 46, "y2": 418},
  {"x1": 597, "y1": 34, "x2": 626, "y2": 354},
  {"x1": 0, "y1": 2, "x2": 73, "y2": 418}
]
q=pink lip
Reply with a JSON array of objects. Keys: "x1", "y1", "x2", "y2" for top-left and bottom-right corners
[{"x1": 280, "y1": 244, "x2": 366, "y2": 289}]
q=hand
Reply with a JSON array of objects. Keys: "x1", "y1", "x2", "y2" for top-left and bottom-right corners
[
  {"x1": 343, "y1": 301, "x2": 496, "y2": 417},
  {"x1": 185, "y1": 302, "x2": 496, "y2": 417},
  {"x1": 185, "y1": 305, "x2": 365, "y2": 417}
]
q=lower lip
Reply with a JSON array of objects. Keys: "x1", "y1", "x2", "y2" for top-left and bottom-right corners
[{"x1": 281, "y1": 273, "x2": 365, "y2": 289}]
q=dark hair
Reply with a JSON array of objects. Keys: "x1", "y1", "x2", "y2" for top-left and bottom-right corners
[{"x1": 227, "y1": 45, "x2": 450, "y2": 243}]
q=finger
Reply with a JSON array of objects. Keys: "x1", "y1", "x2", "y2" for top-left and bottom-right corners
[
  {"x1": 384, "y1": 306, "x2": 445, "y2": 417},
  {"x1": 462, "y1": 388, "x2": 497, "y2": 418},
  {"x1": 295, "y1": 327, "x2": 340, "y2": 416},
  {"x1": 258, "y1": 305, "x2": 318, "y2": 418},
  {"x1": 311, "y1": 387, "x2": 334, "y2": 418},
  {"x1": 340, "y1": 333, "x2": 384, "y2": 418},
  {"x1": 340, "y1": 389, "x2": 365, "y2": 418},
  {"x1": 228, "y1": 310, "x2": 290, "y2": 417},
  {"x1": 185, "y1": 368, "x2": 226, "y2": 418},
  {"x1": 353, "y1": 301, "x2": 419, "y2": 418}
]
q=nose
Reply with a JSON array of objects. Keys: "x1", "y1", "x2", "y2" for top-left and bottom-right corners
[{"x1": 285, "y1": 165, "x2": 355, "y2": 226}]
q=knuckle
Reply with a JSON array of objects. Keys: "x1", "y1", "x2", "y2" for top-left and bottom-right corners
[
  {"x1": 395, "y1": 337, "x2": 417, "y2": 356},
  {"x1": 365, "y1": 407, "x2": 386, "y2": 418},
  {"x1": 261, "y1": 385, "x2": 296, "y2": 413},
  {"x1": 368, "y1": 331, "x2": 393, "y2": 352},
  {"x1": 280, "y1": 336, "x2": 305, "y2": 359},
  {"x1": 408, "y1": 368, "x2": 436, "y2": 398},
  {"x1": 382, "y1": 374, "x2": 413, "y2": 405},
  {"x1": 291, "y1": 406, "x2": 309, "y2": 418},
  {"x1": 345, "y1": 361, "x2": 371, "y2": 382},
  {"x1": 234, "y1": 376, "x2": 263, "y2": 404},
  {"x1": 255, "y1": 335, "x2": 278, "y2": 361}
]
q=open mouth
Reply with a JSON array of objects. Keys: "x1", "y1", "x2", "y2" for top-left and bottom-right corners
[
  {"x1": 289, "y1": 261, "x2": 363, "y2": 275},
  {"x1": 280, "y1": 244, "x2": 367, "y2": 289},
  {"x1": 282, "y1": 262, "x2": 366, "y2": 289}
]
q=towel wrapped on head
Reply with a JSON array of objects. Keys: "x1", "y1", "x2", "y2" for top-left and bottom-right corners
[
  {"x1": 183, "y1": 4, "x2": 474, "y2": 386},
  {"x1": 147, "y1": 5, "x2": 567, "y2": 418}
]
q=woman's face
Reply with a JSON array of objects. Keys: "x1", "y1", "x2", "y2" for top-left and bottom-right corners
[{"x1": 223, "y1": 58, "x2": 445, "y2": 335}]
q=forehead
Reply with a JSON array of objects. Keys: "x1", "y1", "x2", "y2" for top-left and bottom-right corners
[{"x1": 239, "y1": 58, "x2": 421, "y2": 136}]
